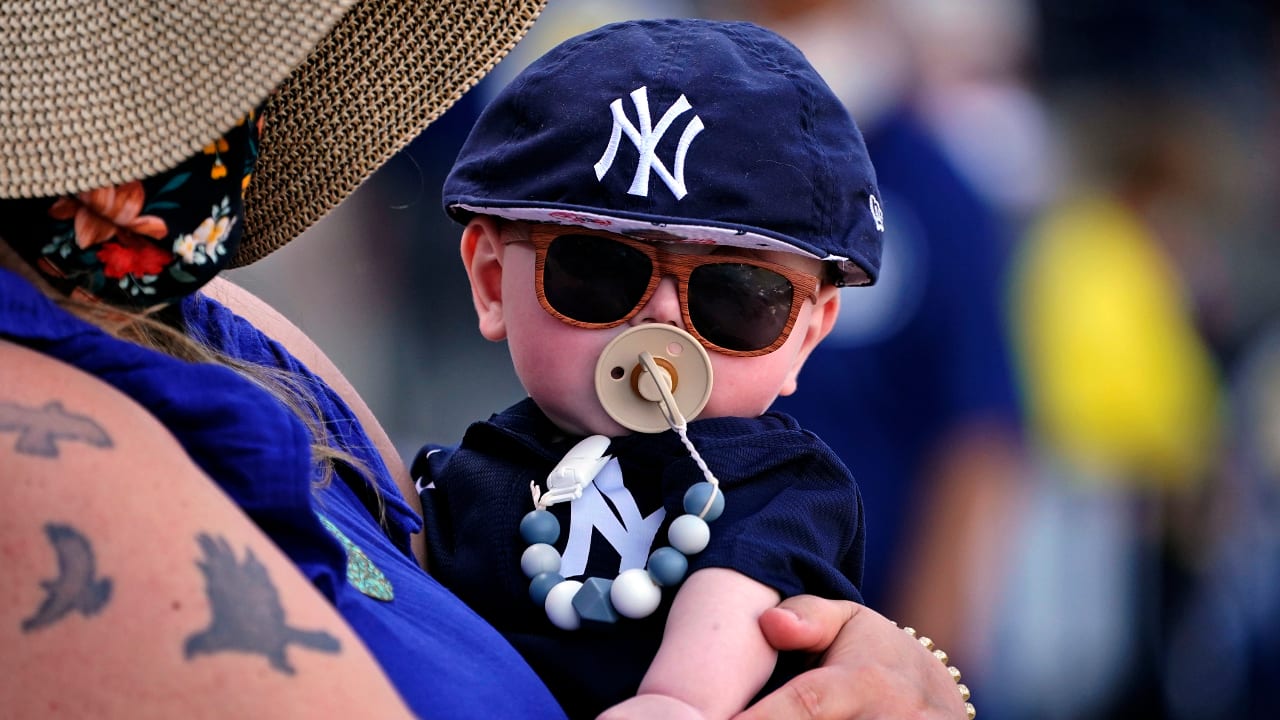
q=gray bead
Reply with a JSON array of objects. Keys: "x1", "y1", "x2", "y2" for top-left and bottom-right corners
[
  {"x1": 683, "y1": 482, "x2": 724, "y2": 521},
  {"x1": 519, "y1": 510, "x2": 561, "y2": 545},
  {"x1": 571, "y1": 577, "x2": 619, "y2": 626},
  {"x1": 529, "y1": 572, "x2": 564, "y2": 606},
  {"x1": 647, "y1": 547, "x2": 689, "y2": 587},
  {"x1": 520, "y1": 543, "x2": 562, "y2": 578},
  {"x1": 668, "y1": 514, "x2": 710, "y2": 554}
]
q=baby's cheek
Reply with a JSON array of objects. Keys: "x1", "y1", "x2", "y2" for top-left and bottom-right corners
[
  {"x1": 516, "y1": 333, "x2": 627, "y2": 436},
  {"x1": 698, "y1": 378, "x2": 769, "y2": 419},
  {"x1": 699, "y1": 355, "x2": 792, "y2": 419}
]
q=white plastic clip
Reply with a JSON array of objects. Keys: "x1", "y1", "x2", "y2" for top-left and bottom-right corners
[{"x1": 532, "y1": 434, "x2": 613, "y2": 509}]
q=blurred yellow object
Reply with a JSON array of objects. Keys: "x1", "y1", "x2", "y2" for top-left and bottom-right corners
[{"x1": 1012, "y1": 196, "x2": 1220, "y2": 489}]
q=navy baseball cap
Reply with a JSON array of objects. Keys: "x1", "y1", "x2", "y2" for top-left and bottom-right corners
[{"x1": 443, "y1": 18, "x2": 884, "y2": 286}]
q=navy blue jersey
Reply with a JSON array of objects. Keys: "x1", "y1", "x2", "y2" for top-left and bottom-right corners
[{"x1": 417, "y1": 399, "x2": 864, "y2": 718}]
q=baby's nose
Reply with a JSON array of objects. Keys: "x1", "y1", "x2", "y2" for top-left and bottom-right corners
[{"x1": 633, "y1": 276, "x2": 683, "y2": 328}]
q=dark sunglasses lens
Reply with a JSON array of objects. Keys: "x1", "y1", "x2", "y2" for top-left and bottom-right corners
[
  {"x1": 688, "y1": 263, "x2": 796, "y2": 352},
  {"x1": 544, "y1": 234, "x2": 652, "y2": 323}
]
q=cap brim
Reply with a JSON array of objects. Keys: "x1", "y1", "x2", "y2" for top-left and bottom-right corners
[
  {"x1": 236, "y1": 0, "x2": 547, "y2": 267},
  {"x1": 0, "y1": 0, "x2": 357, "y2": 199}
]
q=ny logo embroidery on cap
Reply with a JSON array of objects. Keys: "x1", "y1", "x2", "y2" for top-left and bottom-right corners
[{"x1": 595, "y1": 86, "x2": 705, "y2": 200}]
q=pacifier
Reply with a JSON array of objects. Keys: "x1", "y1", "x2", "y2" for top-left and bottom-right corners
[{"x1": 594, "y1": 324, "x2": 714, "y2": 433}]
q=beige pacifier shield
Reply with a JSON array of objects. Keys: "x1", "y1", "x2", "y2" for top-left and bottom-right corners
[{"x1": 595, "y1": 325, "x2": 714, "y2": 433}]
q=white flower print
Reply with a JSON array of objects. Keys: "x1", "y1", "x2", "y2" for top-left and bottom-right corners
[
  {"x1": 173, "y1": 233, "x2": 201, "y2": 264},
  {"x1": 172, "y1": 197, "x2": 237, "y2": 266}
]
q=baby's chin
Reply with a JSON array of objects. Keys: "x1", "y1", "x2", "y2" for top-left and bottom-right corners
[
  {"x1": 539, "y1": 402, "x2": 633, "y2": 440},
  {"x1": 540, "y1": 400, "x2": 743, "y2": 440}
]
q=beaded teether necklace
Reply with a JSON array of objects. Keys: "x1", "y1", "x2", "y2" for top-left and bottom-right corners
[{"x1": 518, "y1": 336, "x2": 723, "y2": 630}]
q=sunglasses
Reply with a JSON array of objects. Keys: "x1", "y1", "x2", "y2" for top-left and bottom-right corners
[{"x1": 514, "y1": 225, "x2": 822, "y2": 357}]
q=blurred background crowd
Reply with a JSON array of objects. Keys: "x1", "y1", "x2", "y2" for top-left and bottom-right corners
[{"x1": 229, "y1": 1, "x2": 1280, "y2": 717}]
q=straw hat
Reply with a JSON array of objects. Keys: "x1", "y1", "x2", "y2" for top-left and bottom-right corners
[{"x1": 0, "y1": 0, "x2": 546, "y2": 266}]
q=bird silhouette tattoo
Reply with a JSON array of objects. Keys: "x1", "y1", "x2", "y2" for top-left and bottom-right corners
[
  {"x1": 0, "y1": 401, "x2": 112, "y2": 457},
  {"x1": 22, "y1": 523, "x2": 113, "y2": 632},
  {"x1": 184, "y1": 534, "x2": 340, "y2": 674}
]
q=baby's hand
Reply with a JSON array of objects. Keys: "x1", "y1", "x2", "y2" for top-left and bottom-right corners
[{"x1": 597, "y1": 693, "x2": 707, "y2": 720}]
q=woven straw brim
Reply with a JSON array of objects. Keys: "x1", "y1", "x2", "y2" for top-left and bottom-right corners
[
  {"x1": 236, "y1": 0, "x2": 547, "y2": 267},
  {"x1": 0, "y1": 0, "x2": 356, "y2": 199}
]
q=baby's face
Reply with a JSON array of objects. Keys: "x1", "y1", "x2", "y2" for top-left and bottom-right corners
[{"x1": 498, "y1": 229, "x2": 834, "y2": 438}]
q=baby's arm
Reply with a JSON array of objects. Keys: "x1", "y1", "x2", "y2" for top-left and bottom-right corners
[{"x1": 598, "y1": 567, "x2": 781, "y2": 720}]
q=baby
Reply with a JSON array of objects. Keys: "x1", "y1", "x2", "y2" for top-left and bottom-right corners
[{"x1": 416, "y1": 18, "x2": 885, "y2": 720}]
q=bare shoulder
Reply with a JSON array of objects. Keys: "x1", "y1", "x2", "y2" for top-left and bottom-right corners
[{"x1": 0, "y1": 338, "x2": 412, "y2": 717}]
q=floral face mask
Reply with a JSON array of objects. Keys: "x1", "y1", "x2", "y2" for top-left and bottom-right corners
[{"x1": 0, "y1": 111, "x2": 261, "y2": 307}]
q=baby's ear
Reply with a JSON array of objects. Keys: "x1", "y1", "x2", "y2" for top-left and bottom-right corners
[
  {"x1": 460, "y1": 216, "x2": 508, "y2": 341},
  {"x1": 779, "y1": 284, "x2": 840, "y2": 397}
]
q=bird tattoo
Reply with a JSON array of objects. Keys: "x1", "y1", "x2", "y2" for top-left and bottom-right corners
[
  {"x1": 184, "y1": 534, "x2": 340, "y2": 674},
  {"x1": 22, "y1": 523, "x2": 113, "y2": 632},
  {"x1": 0, "y1": 400, "x2": 112, "y2": 457}
]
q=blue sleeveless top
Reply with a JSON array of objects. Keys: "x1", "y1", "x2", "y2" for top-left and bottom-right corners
[{"x1": 0, "y1": 268, "x2": 566, "y2": 720}]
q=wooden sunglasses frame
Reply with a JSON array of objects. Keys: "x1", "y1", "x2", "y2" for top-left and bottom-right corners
[{"x1": 516, "y1": 224, "x2": 822, "y2": 357}]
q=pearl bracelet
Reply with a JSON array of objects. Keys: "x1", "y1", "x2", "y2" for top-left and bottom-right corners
[{"x1": 902, "y1": 626, "x2": 975, "y2": 719}]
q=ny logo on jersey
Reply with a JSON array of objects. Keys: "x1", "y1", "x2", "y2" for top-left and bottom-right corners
[
  {"x1": 559, "y1": 458, "x2": 666, "y2": 578},
  {"x1": 594, "y1": 86, "x2": 705, "y2": 200}
]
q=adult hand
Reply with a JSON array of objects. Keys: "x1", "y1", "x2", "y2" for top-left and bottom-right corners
[{"x1": 733, "y1": 596, "x2": 969, "y2": 720}]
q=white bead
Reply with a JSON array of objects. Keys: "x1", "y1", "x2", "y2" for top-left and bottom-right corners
[
  {"x1": 668, "y1": 514, "x2": 710, "y2": 554},
  {"x1": 544, "y1": 580, "x2": 583, "y2": 630},
  {"x1": 611, "y1": 568, "x2": 662, "y2": 619},
  {"x1": 520, "y1": 543, "x2": 562, "y2": 578}
]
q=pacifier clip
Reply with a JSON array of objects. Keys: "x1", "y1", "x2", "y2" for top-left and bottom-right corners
[{"x1": 518, "y1": 324, "x2": 723, "y2": 629}]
